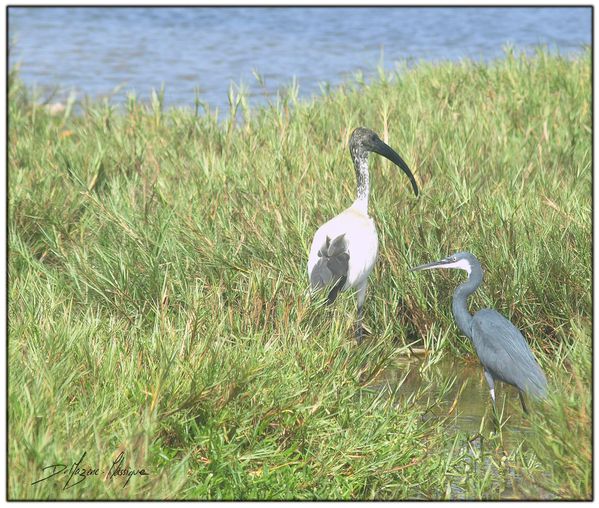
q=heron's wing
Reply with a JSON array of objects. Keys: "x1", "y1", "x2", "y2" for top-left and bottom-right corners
[
  {"x1": 471, "y1": 309, "x2": 548, "y2": 398},
  {"x1": 309, "y1": 234, "x2": 349, "y2": 305}
]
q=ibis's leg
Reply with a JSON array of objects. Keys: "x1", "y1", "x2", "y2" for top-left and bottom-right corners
[
  {"x1": 355, "y1": 283, "x2": 367, "y2": 345},
  {"x1": 518, "y1": 391, "x2": 529, "y2": 414}
]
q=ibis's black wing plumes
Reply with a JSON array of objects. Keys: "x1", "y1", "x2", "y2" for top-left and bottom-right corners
[{"x1": 309, "y1": 234, "x2": 349, "y2": 304}]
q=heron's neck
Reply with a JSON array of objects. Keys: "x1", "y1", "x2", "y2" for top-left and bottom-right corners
[
  {"x1": 352, "y1": 153, "x2": 370, "y2": 214},
  {"x1": 452, "y1": 265, "x2": 483, "y2": 338}
]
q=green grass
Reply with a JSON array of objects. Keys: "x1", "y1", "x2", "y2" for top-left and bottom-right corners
[{"x1": 8, "y1": 47, "x2": 591, "y2": 500}]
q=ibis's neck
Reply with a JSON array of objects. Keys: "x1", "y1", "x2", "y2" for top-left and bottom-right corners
[
  {"x1": 451, "y1": 264, "x2": 483, "y2": 338},
  {"x1": 352, "y1": 153, "x2": 370, "y2": 214}
]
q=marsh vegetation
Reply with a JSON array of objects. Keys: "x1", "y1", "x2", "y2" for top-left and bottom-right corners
[{"x1": 8, "y1": 48, "x2": 591, "y2": 499}]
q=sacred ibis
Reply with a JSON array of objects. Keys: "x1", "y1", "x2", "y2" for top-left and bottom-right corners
[{"x1": 307, "y1": 127, "x2": 418, "y2": 344}]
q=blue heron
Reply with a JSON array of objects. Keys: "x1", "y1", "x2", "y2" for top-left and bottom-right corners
[
  {"x1": 308, "y1": 128, "x2": 418, "y2": 344},
  {"x1": 411, "y1": 251, "x2": 548, "y2": 413}
]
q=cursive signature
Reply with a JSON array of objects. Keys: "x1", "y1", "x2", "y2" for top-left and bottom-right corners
[
  {"x1": 105, "y1": 451, "x2": 150, "y2": 487},
  {"x1": 31, "y1": 451, "x2": 149, "y2": 490}
]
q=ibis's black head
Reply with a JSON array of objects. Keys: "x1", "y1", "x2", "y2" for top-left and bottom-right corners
[{"x1": 349, "y1": 127, "x2": 418, "y2": 197}]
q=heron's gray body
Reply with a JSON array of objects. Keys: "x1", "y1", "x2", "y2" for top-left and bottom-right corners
[
  {"x1": 412, "y1": 251, "x2": 548, "y2": 411},
  {"x1": 470, "y1": 309, "x2": 548, "y2": 399},
  {"x1": 307, "y1": 128, "x2": 418, "y2": 343}
]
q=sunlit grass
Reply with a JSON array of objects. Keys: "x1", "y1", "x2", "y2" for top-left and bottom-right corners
[{"x1": 8, "y1": 47, "x2": 591, "y2": 500}]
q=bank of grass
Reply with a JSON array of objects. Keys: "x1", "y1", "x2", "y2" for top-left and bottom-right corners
[{"x1": 8, "y1": 48, "x2": 591, "y2": 500}]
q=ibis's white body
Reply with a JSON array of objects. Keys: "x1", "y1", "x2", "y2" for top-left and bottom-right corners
[
  {"x1": 306, "y1": 127, "x2": 417, "y2": 343},
  {"x1": 307, "y1": 200, "x2": 378, "y2": 294}
]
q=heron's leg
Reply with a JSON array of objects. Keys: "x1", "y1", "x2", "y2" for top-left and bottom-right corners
[
  {"x1": 483, "y1": 370, "x2": 496, "y2": 405},
  {"x1": 518, "y1": 391, "x2": 529, "y2": 414},
  {"x1": 483, "y1": 370, "x2": 498, "y2": 421},
  {"x1": 355, "y1": 283, "x2": 367, "y2": 345}
]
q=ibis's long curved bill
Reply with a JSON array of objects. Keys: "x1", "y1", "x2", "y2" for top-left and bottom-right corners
[{"x1": 372, "y1": 140, "x2": 419, "y2": 197}]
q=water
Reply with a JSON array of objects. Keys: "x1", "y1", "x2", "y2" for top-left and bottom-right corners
[
  {"x1": 373, "y1": 356, "x2": 549, "y2": 499},
  {"x1": 373, "y1": 356, "x2": 529, "y2": 443},
  {"x1": 8, "y1": 7, "x2": 591, "y2": 111}
]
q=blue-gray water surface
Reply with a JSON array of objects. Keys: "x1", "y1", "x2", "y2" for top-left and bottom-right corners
[{"x1": 9, "y1": 7, "x2": 591, "y2": 111}]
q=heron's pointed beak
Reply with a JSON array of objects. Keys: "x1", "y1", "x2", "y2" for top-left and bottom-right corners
[
  {"x1": 410, "y1": 258, "x2": 450, "y2": 272},
  {"x1": 372, "y1": 140, "x2": 419, "y2": 197}
]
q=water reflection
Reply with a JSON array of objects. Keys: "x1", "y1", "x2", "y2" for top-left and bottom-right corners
[
  {"x1": 373, "y1": 355, "x2": 550, "y2": 499},
  {"x1": 373, "y1": 355, "x2": 531, "y2": 445}
]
